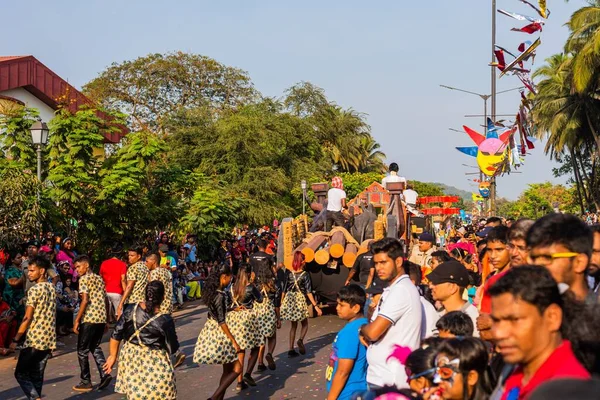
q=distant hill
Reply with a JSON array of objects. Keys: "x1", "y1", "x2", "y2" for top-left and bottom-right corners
[{"x1": 432, "y1": 183, "x2": 472, "y2": 201}]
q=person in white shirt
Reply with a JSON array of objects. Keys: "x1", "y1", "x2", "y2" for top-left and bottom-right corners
[
  {"x1": 359, "y1": 238, "x2": 422, "y2": 390},
  {"x1": 402, "y1": 184, "x2": 418, "y2": 207},
  {"x1": 427, "y1": 260, "x2": 480, "y2": 337},
  {"x1": 381, "y1": 163, "x2": 407, "y2": 189},
  {"x1": 326, "y1": 176, "x2": 347, "y2": 231},
  {"x1": 407, "y1": 262, "x2": 439, "y2": 339}
]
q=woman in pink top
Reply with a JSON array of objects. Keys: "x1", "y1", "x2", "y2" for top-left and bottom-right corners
[{"x1": 56, "y1": 237, "x2": 78, "y2": 281}]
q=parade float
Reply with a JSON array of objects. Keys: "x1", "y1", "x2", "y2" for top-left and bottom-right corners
[{"x1": 277, "y1": 180, "x2": 422, "y2": 316}]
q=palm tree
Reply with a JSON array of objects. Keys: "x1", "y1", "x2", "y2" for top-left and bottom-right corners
[
  {"x1": 357, "y1": 136, "x2": 387, "y2": 173},
  {"x1": 565, "y1": 1, "x2": 600, "y2": 93},
  {"x1": 532, "y1": 53, "x2": 600, "y2": 209},
  {"x1": 314, "y1": 105, "x2": 371, "y2": 172}
]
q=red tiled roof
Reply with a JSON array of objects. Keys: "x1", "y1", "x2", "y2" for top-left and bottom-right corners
[
  {"x1": 0, "y1": 56, "x2": 29, "y2": 62},
  {"x1": 0, "y1": 55, "x2": 127, "y2": 143}
]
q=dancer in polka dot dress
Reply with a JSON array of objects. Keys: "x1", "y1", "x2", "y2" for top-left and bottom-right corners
[{"x1": 193, "y1": 264, "x2": 242, "y2": 400}]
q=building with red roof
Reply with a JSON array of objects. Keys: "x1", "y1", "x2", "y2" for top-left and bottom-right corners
[{"x1": 0, "y1": 55, "x2": 126, "y2": 143}]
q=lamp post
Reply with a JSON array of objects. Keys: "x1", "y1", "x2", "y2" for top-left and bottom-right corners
[
  {"x1": 301, "y1": 180, "x2": 307, "y2": 215},
  {"x1": 30, "y1": 121, "x2": 49, "y2": 198}
]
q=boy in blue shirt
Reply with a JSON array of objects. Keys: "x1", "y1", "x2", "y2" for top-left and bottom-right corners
[{"x1": 326, "y1": 284, "x2": 368, "y2": 400}]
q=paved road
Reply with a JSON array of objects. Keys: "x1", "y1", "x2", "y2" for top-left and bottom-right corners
[{"x1": 0, "y1": 301, "x2": 344, "y2": 399}]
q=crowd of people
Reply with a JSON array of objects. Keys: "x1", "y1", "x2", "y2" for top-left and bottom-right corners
[
  {"x1": 323, "y1": 213, "x2": 600, "y2": 400},
  {"x1": 0, "y1": 228, "x2": 280, "y2": 399},
  {"x1": 2, "y1": 211, "x2": 600, "y2": 400}
]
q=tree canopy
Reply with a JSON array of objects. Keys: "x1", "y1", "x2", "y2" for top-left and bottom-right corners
[
  {"x1": 0, "y1": 52, "x2": 390, "y2": 259},
  {"x1": 531, "y1": 1, "x2": 600, "y2": 212}
]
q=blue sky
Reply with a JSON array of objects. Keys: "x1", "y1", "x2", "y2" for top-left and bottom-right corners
[{"x1": 3, "y1": 0, "x2": 584, "y2": 199}]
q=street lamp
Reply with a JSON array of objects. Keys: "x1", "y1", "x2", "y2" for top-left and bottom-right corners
[
  {"x1": 30, "y1": 121, "x2": 49, "y2": 182},
  {"x1": 301, "y1": 180, "x2": 307, "y2": 215}
]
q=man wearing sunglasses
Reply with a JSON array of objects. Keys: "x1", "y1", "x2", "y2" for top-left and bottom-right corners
[
  {"x1": 427, "y1": 260, "x2": 479, "y2": 337},
  {"x1": 526, "y1": 213, "x2": 594, "y2": 304},
  {"x1": 489, "y1": 266, "x2": 590, "y2": 400}
]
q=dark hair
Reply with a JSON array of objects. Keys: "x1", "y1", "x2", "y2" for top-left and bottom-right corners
[
  {"x1": 527, "y1": 213, "x2": 593, "y2": 258},
  {"x1": 202, "y1": 263, "x2": 232, "y2": 306},
  {"x1": 486, "y1": 226, "x2": 509, "y2": 245},
  {"x1": 507, "y1": 219, "x2": 534, "y2": 241},
  {"x1": 389, "y1": 162, "x2": 399, "y2": 172},
  {"x1": 255, "y1": 259, "x2": 276, "y2": 293},
  {"x1": 436, "y1": 311, "x2": 474, "y2": 337},
  {"x1": 486, "y1": 217, "x2": 503, "y2": 226},
  {"x1": 257, "y1": 239, "x2": 268, "y2": 249},
  {"x1": 406, "y1": 346, "x2": 438, "y2": 382},
  {"x1": 145, "y1": 280, "x2": 165, "y2": 314},
  {"x1": 370, "y1": 237, "x2": 405, "y2": 260},
  {"x1": 28, "y1": 255, "x2": 50, "y2": 272},
  {"x1": 73, "y1": 254, "x2": 90, "y2": 265},
  {"x1": 488, "y1": 265, "x2": 562, "y2": 315},
  {"x1": 109, "y1": 241, "x2": 124, "y2": 256},
  {"x1": 450, "y1": 247, "x2": 468, "y2": 260},
  {"x1": 436, "y1": 337, "x2": 495, "y2": 400},
  {"x1": 590, "y1": 224, "x2": 600, "y2": 234},
  {"x1": 406, "y1": 261, "x2": 422, "y2": 286},
  {"x1": 432, "y1": 250, "x2": 452, "y2": 263},
  {"x1": 128, "y1": 246, "x2": 144, "y2": 256},
  {"x1": 338, "y1": 284, "x2": 366, "y2": 310}
]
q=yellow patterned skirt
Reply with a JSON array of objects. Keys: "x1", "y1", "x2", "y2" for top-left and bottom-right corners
[
  {"x1": 193, "y1": 318, "x2": 238, "y2": 365},
  {"x1": 254, "y1": 298, "x2": 277, "y2": 339},
  {"x1": 115, "y1": 341, "x2": 176, "y2": 399},
  {"x1": 280, "y1": 291, "x2": 308, "y2": 322},
  {"x1": 227, "y1": 308, "x2": 263, "y2": 349}
]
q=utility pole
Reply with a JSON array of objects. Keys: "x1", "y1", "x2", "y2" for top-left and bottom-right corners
[{"x1": 490, "y1": 0, "x2": 498, "y2": 216}]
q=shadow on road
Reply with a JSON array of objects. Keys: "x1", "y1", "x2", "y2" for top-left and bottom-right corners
[
  {"x1": 0, "y1": 375, "x2": 73, "y2": 400},
  {"x1": 227, "y1": 330, "x2": 336, "y2": 400}
]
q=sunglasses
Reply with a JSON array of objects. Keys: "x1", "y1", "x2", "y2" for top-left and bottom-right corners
[
  {"x1": 406, "y1": 367, "x2": 436, "y2": 381},
  {"x1": 529, "y1": 252, "x2": 579, "y2": 266}
]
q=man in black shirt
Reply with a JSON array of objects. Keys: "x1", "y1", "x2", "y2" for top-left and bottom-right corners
[
  {"x1": 249, "y1": 240, "x2": 276, "y2": 277},
  {"x1": 345, "y1": 250, "x2": 375, "y2": 289}
]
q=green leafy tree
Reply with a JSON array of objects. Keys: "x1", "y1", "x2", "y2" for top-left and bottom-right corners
[
  {"x1": 357, "y1": 136, "x2": 387, "y2": 173},
  {"x1": 565, "y1": 1, "x2": 600, "y2": 93},
  {"x1": 178, "y1": 176, "x2": 246, "y2": 250},
  {"x1": 0, "y1": 166, "x2": 43, "y2": 249},
  {"x1": 411, "y1": 181, "x2": 445, "y2": 197},
  {"x1": 83, "y1": 52, "x2": 257, "y2": 133},
  {"x1": 0, "y1": 107, "x2": 39, "y2": 171},
  {"x1": 497, "y1": 183, "x2": 578, "y2": 219},
  {"x1": 339, "y1": 172, "x2": 385, "y2": 200}
]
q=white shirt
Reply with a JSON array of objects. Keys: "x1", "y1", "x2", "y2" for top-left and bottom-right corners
[
  {"x1": 326, "y1": 188, "x2": 346, "y2": 212},
  {"x1": 382, "y1": 173, "x2": 407, "y2": 189},
  {"x1": 367, "y1": 274, "x2": 422, "y2": 388},
  {"x1": 403, "y1": 189, "x2": 418, "y2": 205},
  {"x1": 420, "y1": 296, "x2": 439, "y2": 339}
]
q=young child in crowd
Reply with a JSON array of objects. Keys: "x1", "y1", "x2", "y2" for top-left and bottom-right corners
[
  {"x1": 405, "y1": 338, "x2": 443, "y2": 399},
  {"x1": 326, "y1": 284, "x2": 368, "y2": 400},
  {"x1": 436, "y1": 311, "x2": 474, "y2": 338}
]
